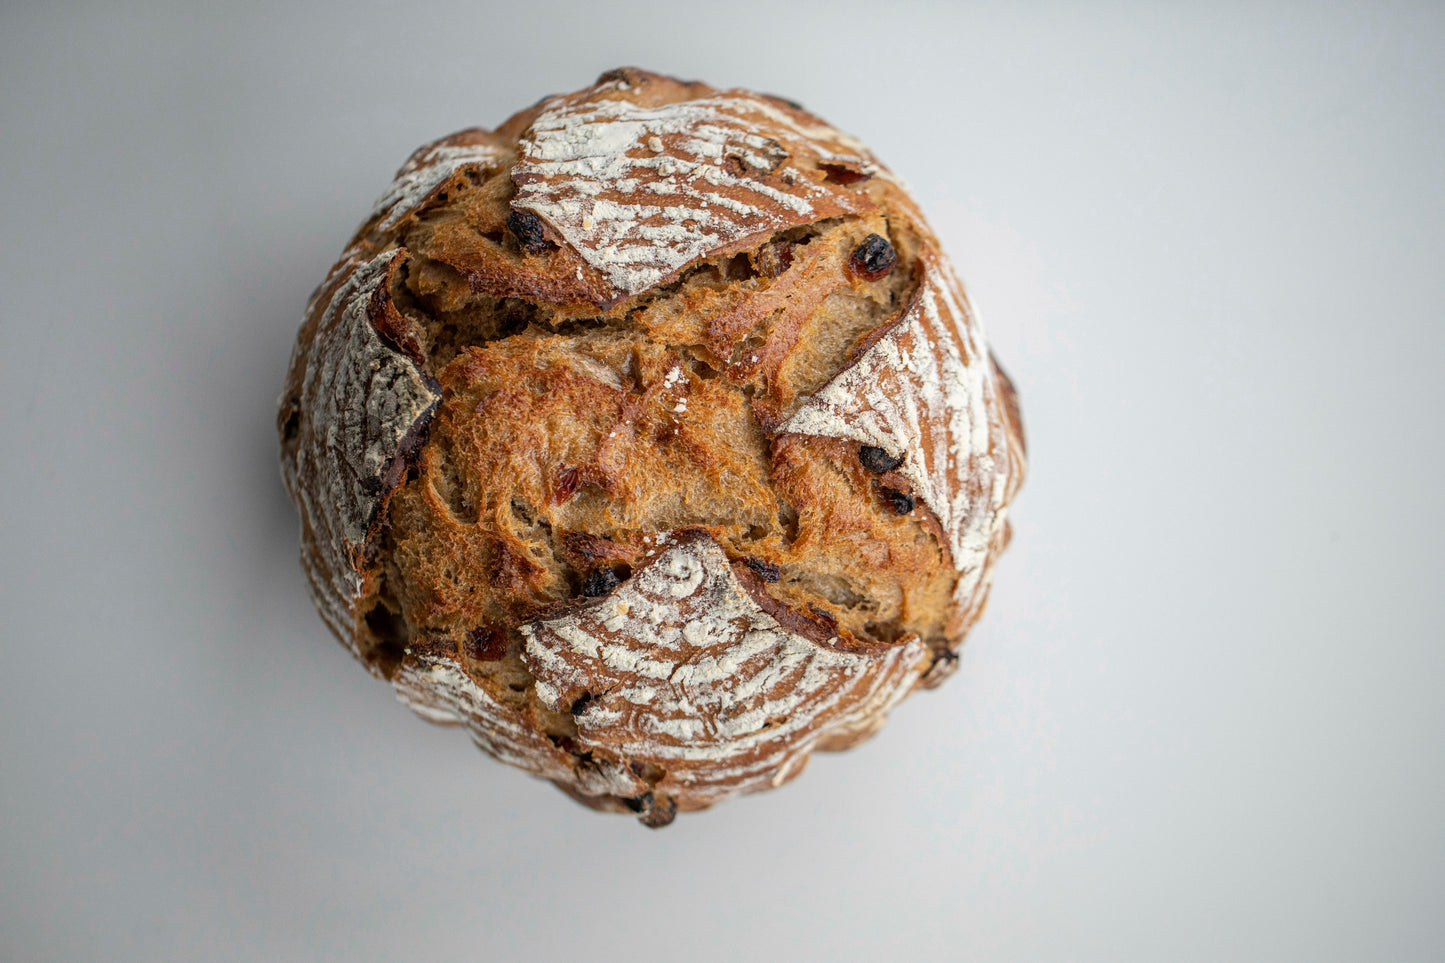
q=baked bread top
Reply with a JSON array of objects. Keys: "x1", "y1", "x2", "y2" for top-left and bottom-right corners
[{"x1": 278, "y1": 68, "x2": 1026, "y2": 824}]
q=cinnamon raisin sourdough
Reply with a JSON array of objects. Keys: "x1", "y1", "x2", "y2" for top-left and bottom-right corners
[{"x1": 278, "y1": 68, "x2": 1026, "y2": 827}]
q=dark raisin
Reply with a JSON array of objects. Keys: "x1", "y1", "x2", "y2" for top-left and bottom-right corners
[
  {"x1": 858, "y1": 445, "x2": 904, "y2": 473},
  {"x1": 580, "y1": 567, "x2": 621, "y2": 597},
  {"x1": 848, "y1": 233, "x2": 896, "y2": 281},
  {"x1": 755, "y1": 240, "x2": 794, "y2": 278},
  {"x1": 463, "y1": 625, "x2": 507, "y2": 662},
  {"x1": 570, "y1": 692, "x2": 595, "y2": 717},
  {"x1": 745, "y1": 557, "x2": 781, "y2": 582},
  {"x1": 639, "y1": 793, "x2": 677, "y2": 829},
  {"x1": 506, "y1": 209, "x2": 551, "y2": 254},
  {"x1": 881, "y1": 487, "x2": 915, "y2": 515},
  {"x1": 624, "y1": 791, "x2": 654, "y2": 814}
]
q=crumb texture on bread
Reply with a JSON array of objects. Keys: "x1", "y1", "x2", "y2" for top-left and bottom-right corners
[{"x1": 278, "y1": 67, "x2": 1026, "y2": 824}]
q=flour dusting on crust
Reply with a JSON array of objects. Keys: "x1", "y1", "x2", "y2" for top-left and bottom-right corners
[
  {"x1": 391, "y1": 656, "x2": 650, "y2": 799},
  {"x1": 518, "y1": 532, "x2": 927, "y2": 805},
  {"x1": 781, "y1": 255, "x2": 1021, "y2": 615},
  {"x1": 512, "y1": 88, "x2": 878, "y2": 302},
  {"x1": 369, "y1": 135, "x2": 510, "y2": 231},
  {"x1": 287, "y1": 250, "x2": 440, "y2": 641}
]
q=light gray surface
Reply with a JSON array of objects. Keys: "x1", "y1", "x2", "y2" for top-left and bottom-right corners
[{"x1": 3, "y1": 2, "x2": 1443, "y2": 960}]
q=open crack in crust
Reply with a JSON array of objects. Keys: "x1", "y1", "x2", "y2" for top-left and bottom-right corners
[{"x1": 277, "y1": 67, "x2": 1026, "y2": 824}]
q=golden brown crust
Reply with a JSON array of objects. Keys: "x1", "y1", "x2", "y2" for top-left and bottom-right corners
[{"x1": 277, "y1": 67, "x2": 1026, "y2": 824}]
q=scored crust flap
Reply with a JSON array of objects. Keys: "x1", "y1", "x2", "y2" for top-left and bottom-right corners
[
  {"x1": 279, "y1": 249, "x2": 441, "y2": 651},
  {"x1": 365, "y1": 128, "x2": 514, "y2": 234},
  {"x1": 779, "y1": 252, "x2": 1024, "y2": 629},
  {"x1": 509, "y1": 69, "x2": 884, "y2": 307},
  {"x1": 517, "y1": 530, "x2": 928, "y2": 809}
]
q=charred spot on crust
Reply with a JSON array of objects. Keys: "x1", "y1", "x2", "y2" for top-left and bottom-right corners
[
  {"x1": 881, "y1": 487, "x2": 915, "y2": 515},
  {"x1": 858, "y1": 445, "x2": 904, "y2": 473},
  {"x1": 848, "y1": 233, "x2": 897, "y2": 281},
  {"x1": 580, "y1": 567, "x2": 621, "y2": 597},
  {"x1": 745, "y1": 557, "x2": 781, "y2": 582},
  {"x1": 506, "y1": 208, "x2": 552, "y2": 254}
]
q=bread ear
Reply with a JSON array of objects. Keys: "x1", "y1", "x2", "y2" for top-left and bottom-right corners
[{"x1": 279, "y1": 250, "x2": 439, "y2": 660}]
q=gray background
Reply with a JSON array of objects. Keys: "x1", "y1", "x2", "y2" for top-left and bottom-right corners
[{"x1": 3, "y1": 1, "x2": 1443, "y2": 960}]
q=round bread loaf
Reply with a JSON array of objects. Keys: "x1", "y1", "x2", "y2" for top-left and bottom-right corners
[{"x1": 278, "y1": 68, "x2": 1026, "y2": 826}]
